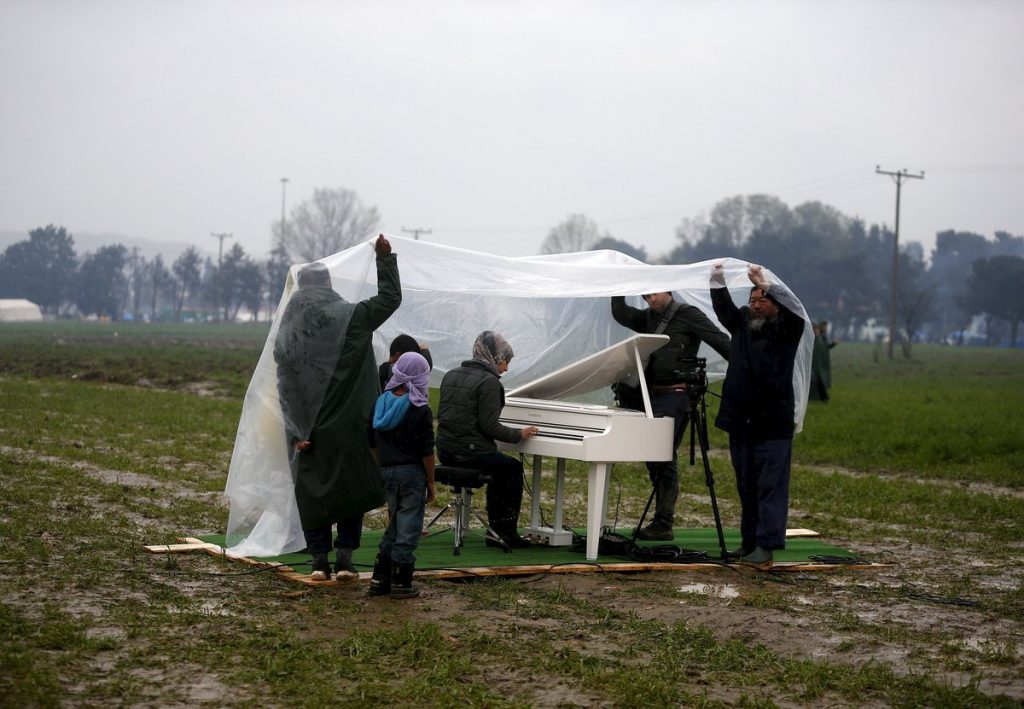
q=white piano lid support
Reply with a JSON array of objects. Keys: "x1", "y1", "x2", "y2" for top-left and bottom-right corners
[
  {"x1": 507, "y1": 333, "x2": 670, "y2": 402},
  {"x1": 633, "y1": 338, "x2": 655, "y2": 419}
]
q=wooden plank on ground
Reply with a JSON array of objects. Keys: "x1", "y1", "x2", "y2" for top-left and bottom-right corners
[
  {"x1": 785, "y1": 528, "x2": 820, "y2": 537},
  {"x1": 142, "y1": 535, "x2": 882, "y2": 587},
  {"x1": 144, "y1": 542, "x2": 221, "y2": 553}
]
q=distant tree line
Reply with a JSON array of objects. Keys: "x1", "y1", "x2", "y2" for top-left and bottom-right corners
[
  {"x1": 0, "y1": 187, "x2": 378, "y2": 323},
  {"x1": 2, "y1": 186, "x2": 1022, "y2": 346},
  {"x1": 0, "y1": 224, "x2": 288, "y2": 323},
  {"x1": 541, "y1": 196, "x2": 1024, "y2": 349}
]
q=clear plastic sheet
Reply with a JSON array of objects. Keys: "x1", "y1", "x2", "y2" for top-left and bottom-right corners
[{"x1": 224, "y1": 235, "x2": 813, "y2": 556}]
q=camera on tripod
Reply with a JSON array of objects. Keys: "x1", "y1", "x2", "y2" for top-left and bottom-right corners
[
  {"x1": 671, "y1": 356, "x2": 708, "y2": 398},
  {"x1": 634, "y1": 353, "x2": 729, "y2": 559}
]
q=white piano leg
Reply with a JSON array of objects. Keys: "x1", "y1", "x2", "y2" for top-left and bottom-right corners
[
  {"x1": 586, "y1": 462, "x2": 610, "y2": 561},
  {"x1": 529, "y1": 454, "x2": 543, "y2": 531}
]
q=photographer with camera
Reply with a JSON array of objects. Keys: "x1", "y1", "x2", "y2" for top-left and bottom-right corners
[
  {"x1": 710, "y1": 263, "x2": 806, "y2": 569},
  {"x1": 611, "y1": 292, "x2": 730, "y2": 540}
]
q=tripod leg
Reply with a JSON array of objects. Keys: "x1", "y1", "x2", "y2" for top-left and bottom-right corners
[
  {"x1": 693, "y1": 398, "x2": 729, "y2": 559},
  {"x1": 633, "y1": 486, "x2": 657, "y2": 540},
  {"x1": 426, "y1": 502, "x2": 454, "y2": 530}
]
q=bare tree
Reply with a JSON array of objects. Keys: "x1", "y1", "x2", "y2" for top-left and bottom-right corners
[
  {"x1": 280, "y1": 187, "x2": 380, "y2": 262},
  {"x1": 149, "y1": 254, "x2": 170, "y2": 321},
  {"x1": 540, "y1": 214, "x2": 603, "y2": 255},
  {"x1": 171, "y1": 247, "x2": 203, "y2": 321}
]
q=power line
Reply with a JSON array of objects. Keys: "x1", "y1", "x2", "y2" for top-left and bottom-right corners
[{"x1": 876, "y1": 166, "x2": 924, "y2": 359}]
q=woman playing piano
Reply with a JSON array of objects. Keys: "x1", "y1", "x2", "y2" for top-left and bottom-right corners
[{"x1": 435, "y1": 331, "x2": 539, "y2": 548}]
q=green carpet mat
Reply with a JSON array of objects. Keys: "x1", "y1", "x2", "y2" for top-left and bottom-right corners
[{"x1": 198, "y1": 527, "x2": 858, "y2": 573}]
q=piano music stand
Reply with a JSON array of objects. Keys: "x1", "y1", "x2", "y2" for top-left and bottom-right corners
[{"x1": 425, "y1": 465, "x2": 509, "y2": 555}]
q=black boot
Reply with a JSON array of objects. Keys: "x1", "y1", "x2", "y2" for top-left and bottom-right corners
[
  {"x1": 390, "y1": 562, "x2": 419, "y2": 599},
  {"x1": 367, "y1": 552, "x2": 391, "y2": 596},
  {"x1": 486, "y1": 519, "x2": 531, "y2": 549}
]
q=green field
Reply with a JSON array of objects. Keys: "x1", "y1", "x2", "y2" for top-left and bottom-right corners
[{"x1": 2, "y1": 322, "x2": 1022, "y2": 707}]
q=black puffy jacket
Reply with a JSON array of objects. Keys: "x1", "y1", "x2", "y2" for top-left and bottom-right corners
[{"x1": 435, "y1": 359, "x2": 524, "y2": 458}]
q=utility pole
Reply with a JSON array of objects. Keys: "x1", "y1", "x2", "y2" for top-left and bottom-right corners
[
  {"x1": 402, "y1": 226, "x2": 432, "y2": 241},
  {"x1": 279, "y1": 177, "x2": 289, "y2": 249},
  {"x1": 211, "y1": 231, "x2": 233, "y2": 322},
  {"x1": 875, "y1": 166, "x2": 924, "y2": 359}
]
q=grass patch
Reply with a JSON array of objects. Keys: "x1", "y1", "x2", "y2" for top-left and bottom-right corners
[{"x1": 2, "y1": 323, "x2": 1023, "y2": 706}]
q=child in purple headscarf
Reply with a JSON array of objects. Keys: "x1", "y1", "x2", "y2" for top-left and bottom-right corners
[{"x1": 367, "y1": 351, "x2": 435, "y2": 599}]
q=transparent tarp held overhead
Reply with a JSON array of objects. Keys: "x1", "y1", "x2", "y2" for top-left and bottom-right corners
[{"x1": 224, "y1": 234, "x2": 813, "y2": 557}]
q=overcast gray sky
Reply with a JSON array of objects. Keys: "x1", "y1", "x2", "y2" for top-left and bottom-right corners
[{"x1": 2, "y1": 0, "x2": 1022, "y2": 262}]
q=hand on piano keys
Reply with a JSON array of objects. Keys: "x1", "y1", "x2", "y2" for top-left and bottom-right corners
[{"x1": 520, "y1": 425, "x2": 540, "y2": 440}]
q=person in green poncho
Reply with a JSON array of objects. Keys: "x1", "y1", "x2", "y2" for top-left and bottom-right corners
[
  {"x1": 809, "y1": 320, "x2": 836, "y2": 402},
  {"x1": 274, "y1": 235, "x2": 401, "y2": 581}
]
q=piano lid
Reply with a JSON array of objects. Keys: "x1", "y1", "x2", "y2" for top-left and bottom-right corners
[{"x1": 507, "y1": 334, "x2": 669, "y2": 400}]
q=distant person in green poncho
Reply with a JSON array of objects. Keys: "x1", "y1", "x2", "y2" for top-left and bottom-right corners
[
  {"x1": 274, "y1": 235, "x2": 401, "y2": 581},
  {"x1": 809, "y1": 320, "x2": 836, "y2": 402}
]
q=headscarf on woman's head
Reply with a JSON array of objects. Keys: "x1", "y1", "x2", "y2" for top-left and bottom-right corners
[
  {"x1": 471, "y1": 330, "x2": 514, "y2": 375},
  {"x1": 385, "y1": 351, "x2": 430, "y2": 407}
]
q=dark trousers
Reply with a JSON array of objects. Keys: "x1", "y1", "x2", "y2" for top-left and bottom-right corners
[
  {"x1": 438, "y1": 450, "x2": 525, "y2": 530},
  {"x1": 644, "y1": 391, "x2": 690, "y2": 528},
  {"x1": 303, "y1": 514, "x2": 364, "y2": 556},
  {"x1": 728, "y1": 435, "x2": 792, "y2": 551}
]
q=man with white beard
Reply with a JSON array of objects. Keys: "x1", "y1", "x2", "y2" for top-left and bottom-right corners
[{"x1": 710, "y1": 263, "x2": 806, "y2": 569}]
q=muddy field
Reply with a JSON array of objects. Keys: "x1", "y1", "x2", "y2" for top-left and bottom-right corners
[{"x1": 16, "y1": 443, "x2": 1018, "y2": 707}]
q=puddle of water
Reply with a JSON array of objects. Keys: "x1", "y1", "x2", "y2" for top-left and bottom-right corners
[{"x1": 676, "y1": 583, "x2": 739, "y2": 599}]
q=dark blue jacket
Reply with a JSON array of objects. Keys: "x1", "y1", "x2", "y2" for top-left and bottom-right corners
[{"x1": 711, "y1": 287, "x2": 804, "y2": 440}]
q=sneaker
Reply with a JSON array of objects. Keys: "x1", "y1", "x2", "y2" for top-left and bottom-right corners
[
  {"x1": 740, "y1": 546, "x2": 774, "y2": 569},
  {"x1": 636, "y1": 524, "x2": 674, "y2": 541},
  {"x1": 334, "y1": 549, "x2": 359, "y2": 581},
  {"x1": 310, "y1": 554, "x2": 331, "y2": 581},
  {"x1": 390, "y1": 562, "x2": 420, "y2": 600},
  {"x1": 334, "y1": 560, "x2": 359, "y2": 581}
]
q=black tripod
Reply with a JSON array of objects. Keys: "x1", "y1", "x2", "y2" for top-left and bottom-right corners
[{"x1": 633, "y1": 372, "x2": 729, "y2": 559}]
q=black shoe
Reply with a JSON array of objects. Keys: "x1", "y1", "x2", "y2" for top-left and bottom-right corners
[
  {"x1": 503, "y1": 532, "x2": 532, "y2": 549},
  {"x1": 487, "y1": 520, "x2": 532, "y2": 549},
  {"x1": 740, "y1": 547, "x2": 774, "y2": 569},
  {"x1": 390, "y1": 562, "x2": 420, "y2": 600},
  {"x1": 635, "y1": 524, "x2": 674, "y2": 541},
  {"x1": 723, "y1": 546, "x2": 751, "y2": 560}
]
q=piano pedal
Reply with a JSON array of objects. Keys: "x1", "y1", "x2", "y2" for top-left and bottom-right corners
[{"x1": 524, "y1": 528, "x2": 574, "y2": 547}]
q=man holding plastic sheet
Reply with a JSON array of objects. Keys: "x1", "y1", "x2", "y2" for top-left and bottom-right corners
[
  {"x1": 610, "y1": 292, "x2": 730, "y2": 540},
  {"x1": 274, "y1": 235, "x2": 401, "y2": 581},
  {"x1": 710, "y1": 263, "x2": 805, "y2": 569}
]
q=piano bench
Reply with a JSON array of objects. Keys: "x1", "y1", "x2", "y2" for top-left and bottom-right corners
[
  {"x1": 426, "y1": 465, "x2": 505, "y2": 555},
  {"x1": 434, "y1": 465, "x2": 491, "y2": 490}
]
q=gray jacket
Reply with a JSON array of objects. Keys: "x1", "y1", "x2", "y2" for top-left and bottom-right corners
[{"x1": 435, "y1": 359, "x2": 524, "y2": 458}]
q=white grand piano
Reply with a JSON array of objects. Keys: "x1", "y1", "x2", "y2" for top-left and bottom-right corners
[{"x1": 497, "y1": 334, "x2": 674, "y2": 560}]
